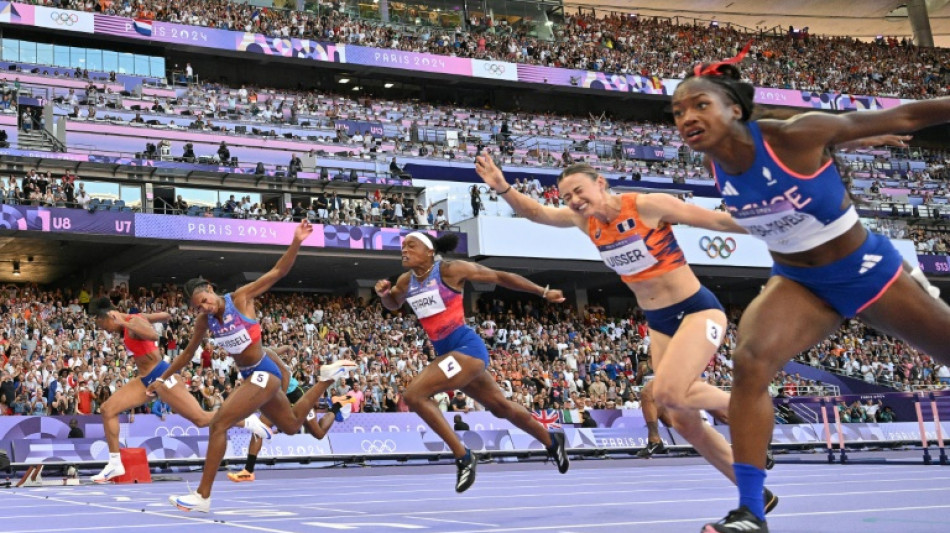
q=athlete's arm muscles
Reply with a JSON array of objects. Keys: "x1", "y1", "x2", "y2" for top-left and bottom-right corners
[
  {"x1": 778, "y1": 98, "x2": 950, "y2": 148},
  {"x1": 234, "y1": 221, "x2": 313, "y2": 304},
  {"x1": 161, "y1": 315, "x2": 208, "y2": 380},
  {"x1": 444, "y1": 261, "x2": 559, "y2": 300},
  {"x1": 123, "y1": 315, "x2": 160, "y2": 341},
  {"x1": 639, "y1": 193, "x2": 747, "y2": 234},
  {"x1": 474, "y1": 153, "x2": 577, "y2": 227}
]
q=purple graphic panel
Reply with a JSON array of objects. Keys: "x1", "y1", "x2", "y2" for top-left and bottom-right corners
[
  {"x1": 345, "y1": 46, "x2": 472, "y2": 76},
  {"x1": 0, "y1": 205, "x2": 134, "y2": 235},
  {"x1": 334, "y1": 119, "x2": 384, "y2": 137},
  {"x1": 623, "y1": 144, "x2": 675, "y2": 161},
  {"x1": 328, "y1": 431, "x2": 428, "y2": 454},
  {"x1": 918, "y1": 254, "x2": 950, "y2": 275}
]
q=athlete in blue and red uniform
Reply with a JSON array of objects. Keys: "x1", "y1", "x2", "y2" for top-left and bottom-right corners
[
  {"x1": 159, "y1": 221, "x2": 357, "y2": 512},
  {"x1": 375, "y1": 232, "x2": 570, "y2": 493},
  {"x1": 91, "y1": 297, "x2": 272, "y2": 482},
  {"x1": 476, "y1": 154, "x2": 779, "y2": 512},
  {"x1": 671, "y1": 51, "x2": 950, "y2": 532}
]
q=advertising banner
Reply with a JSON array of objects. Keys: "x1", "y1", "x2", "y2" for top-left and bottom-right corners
[{"x1": 0, "y1": 205, "x2": 134, "y2": 236}]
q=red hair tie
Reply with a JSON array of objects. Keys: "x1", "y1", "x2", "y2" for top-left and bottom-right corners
[{"x1": 692, "y1": 41, "x2": 752, "y2": 77}]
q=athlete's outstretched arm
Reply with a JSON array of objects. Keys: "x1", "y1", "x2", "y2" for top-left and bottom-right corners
[
  {"x1": 638, "y1": 193, "x2": 746, "y2": 234},
  {"x1": 475, "y1": 154, "x2": 578, "y2": 228},
  {"x1": 153, "y1": 315, "x2": 209, "y2": 388},
  {"x1": 235, "y1": 220, "x2": 313, "y2": 302},
  {"x1": 444, "y1": 260, "x2": 565, "y2": 303},
  {"x1": 780, "y1": 97, "x2": 950, "y2": 149},
  {"x1": 123, "y1": 314, "x2": 161, "y2": 341},
  {"x1": 139, "y1": 312, "x2": 172, "y2": 324}
]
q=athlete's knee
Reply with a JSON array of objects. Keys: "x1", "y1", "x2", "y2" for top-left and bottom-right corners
[
  {"x1": 99, "y1": 399, "x2": 120, "y2": 419},
  {"x1": 651, "y1": 378, "x2": 688, "y2": 411},
  {"x1": 669, "y1": 410, "x2": 706, "y2": 440},
  {"x1": 482, "y1": 397, "x2": 512, "y2": 419},
  {"x1": 731, "y1": 346, "x2": 776, "y2": 390}
]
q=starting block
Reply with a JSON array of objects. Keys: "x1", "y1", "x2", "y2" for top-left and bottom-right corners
[
  {"x1": 111, "y1": 448, "x2": 151, "y2": 484},
  {"x1": 15, "y1": 465, "x2": 80, "y2": 487}
]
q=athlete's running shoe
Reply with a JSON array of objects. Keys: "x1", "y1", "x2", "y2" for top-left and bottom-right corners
[
  {"x1": 91, "y1": 460, "x2": 125, "y2": 483},
  {"x1": 637, "y1": 440, "x2": 668, "y2": 458},
  {"x1": 702, "y1": 506, "x2": 769, "y2": 532},
  {"x1": 455, "y1": 450, "x2": 477, "y2": 493},
  {"x1": 227, "y1": 469, "x2": 255, "y2": 483},
  {"x1": 243, "y1": 413, "x2": 273, "y2": 440},
  {"x1": 170, "y1": 491, "x2": 211, "y2": 513},
  {"x1": 546, "y1": 431, "x2": 570, "y2": 474},
  {"x1": 765, "y1": 445, "x2": 775, "y2": 470},
  {"x1": 318, "y1": 360, "x2": 358, "y2": 382},
  {"x1": 764, "y1": 487, "x2": 779, "y2": 514}
]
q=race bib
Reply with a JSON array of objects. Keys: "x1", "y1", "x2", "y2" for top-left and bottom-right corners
[
  {"x1": 212, "y1": 329, "x2": 253, "y2": 354},
  {"x1": 250, "y1": 371, "x2": 269, "y2": 388},
  {"x1": 598, "y1": 235, "x2": 657, "y2": 277},
  {"x1": 406, "y1": 288, "x2": 447, "y2": 319}
]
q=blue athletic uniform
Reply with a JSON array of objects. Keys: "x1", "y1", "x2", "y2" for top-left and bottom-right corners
[
  {"x1": 206, "y1": 294, "x2": 283, "y2": 381},
  {"x1": 711, "y1": 121, "x2": 903, "y2": 317}
]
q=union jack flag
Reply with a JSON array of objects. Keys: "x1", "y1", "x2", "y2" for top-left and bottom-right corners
[{"x1": 532, "y1": 409, "x2": 562, "y2": 429}]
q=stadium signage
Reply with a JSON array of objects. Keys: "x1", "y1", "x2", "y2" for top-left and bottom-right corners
[{"x1": 0, "y1": 2, "x2": 915, "y2": 111}]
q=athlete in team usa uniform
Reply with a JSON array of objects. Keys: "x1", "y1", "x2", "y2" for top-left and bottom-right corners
[
  {"x1": 671, "y1": 51, "x2": 950, "y2": 532},
  {"x1": 476, "y1": 155, "x2": 780, "y2": 513},
  {"x1": 90, "y1": 297, "x2": 272, "y2": 482},
  {"x1": 375, "y1": 232, "x2": 569, "y2": 493},
  {"x1": 159, "y1": 221, "x2": 356, "y2": 512}
]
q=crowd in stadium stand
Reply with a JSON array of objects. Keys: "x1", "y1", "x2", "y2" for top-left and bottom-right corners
[
  {"x1": 25, "y1": 0, "x2": 950, "y2": 99},
  {"x1": 1, "y1": 283, "x2": 947, "y2": 418}
]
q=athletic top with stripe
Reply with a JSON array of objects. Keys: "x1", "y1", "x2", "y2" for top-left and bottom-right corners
[
  {"x1": 406, "y1": 260, "x2": 465, "y2": 342},
  {"x1": 123, "y1": 316, "x2": 157, "y2": 358},
  {"x1": 710, "y1": 121, "x2": 858, "y2": 254},
  {"x1": 206, "y1": 293, "x2": 262, "y2": 355},
  {"x1": 587, "y1": 193, "x2": 686, "y2": 283}
]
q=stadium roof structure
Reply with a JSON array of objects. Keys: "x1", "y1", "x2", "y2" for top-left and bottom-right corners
[{"x1": 571, "y1": 0, "x2": 950, "y2": 47}]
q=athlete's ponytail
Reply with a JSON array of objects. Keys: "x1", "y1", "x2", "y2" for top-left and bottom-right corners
[
  {"x1": 432, "y1": 234, "x2": 459, "y2": 254},
  {"x1": 683, "y1": 42, "x2": 756, "y2": 122},
  {"x1": 184, "y1": 277, "x2": 213, "y2": 298},
  {"x1": 92, "y1": 297, "x2": 114, "y2": 318}
]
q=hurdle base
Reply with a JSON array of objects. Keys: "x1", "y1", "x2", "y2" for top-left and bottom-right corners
[{"x1": 15, "y1": 465, "x2": 81, "y2": 487}]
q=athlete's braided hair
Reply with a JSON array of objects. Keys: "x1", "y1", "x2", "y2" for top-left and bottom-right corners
[{"x1": 682, "y1": 42, "x2": 756, "y2": 122}]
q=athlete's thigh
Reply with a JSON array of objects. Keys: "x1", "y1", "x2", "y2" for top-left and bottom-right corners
[
  {"x1": 214, "y1": 374, "x2": 279, "y2": 427},
  {"x1": 648, "y1": 329, "x2": 671, "y2": 370},
  {"x1": 859, "y1": 271, "x2": 950, "y2": 361},
  {"x1": 103, "y1": 379, "x2": 147, "y2": 412},
  {"x1": 460, "y1": 369, "x2": 507, "y2": 410},
  {"x1": 654, "y1": 308, "x2": 727, "y2": 387},
  {"x1": 156, "y1": 376, "x2": 210, "y2": 423},
  {"x1": 735, "y1": 276, "x2": 842, "y2": 373},
  {"x1": 406, "y1": 352, "x2": 486, "y2": 397}
]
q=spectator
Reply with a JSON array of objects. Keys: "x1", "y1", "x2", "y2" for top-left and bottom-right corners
[
  {"x1": 453, "y1": 414, "x2": 470, "y2": 431},
  {"x1": 67, "y1": 418, "x2": 85, "y2": 438}
]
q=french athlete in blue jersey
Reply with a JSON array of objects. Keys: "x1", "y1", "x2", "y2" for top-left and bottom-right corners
[
  {"x1": 671, "y1": 50, "x2": 950, "y2": 533},
  {"x1": 375, "y1": 231, "x2": 570, "y2": 493}
]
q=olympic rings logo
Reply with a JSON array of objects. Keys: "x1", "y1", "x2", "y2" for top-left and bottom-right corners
[
  {"x1": 360, "y1": 439, "x2": 397, "y2": 453},
  {"x1": 699, "y1": 236, "x2": 737, "y2": 259},
  {"x1": 483, "y1": 63, "x2": 506, "y2": 75},
  {"x1": 51, "y1": 12, "x2": 80, "y2": 26}
]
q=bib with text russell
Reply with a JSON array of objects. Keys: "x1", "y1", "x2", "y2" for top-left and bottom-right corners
[
  {"x1": 213, "y1": 329, "x2": 253, "y2": 354},
  {"x1": 598, "y1": 235, "x2": 658, "y2": 277}
]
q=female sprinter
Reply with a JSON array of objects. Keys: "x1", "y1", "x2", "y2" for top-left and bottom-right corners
[
  {"x1": 90, "y1": 297, "x2": 272, "y2": 483},
  {"x1": 227, "y1": 346, "x2": 345, "y2": 483},
  {"x1": 159, "y1": 221, "x2": 357, "y2": 511},
  {"x1": 475, "y1": 156, "x2": 779, "y2": 512},
  {"x1": 375, "y1": 232, "x2": 569, "y2": 493},
  {"x1": 671, "y1": 53, "x2": 950, "y2": 532}
]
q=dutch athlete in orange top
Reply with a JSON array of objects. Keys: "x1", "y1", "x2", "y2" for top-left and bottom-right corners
[
  {"x1": 375, "y1": 232, "x2": 570, "y2": 493},
  {"x1": 158, "y1": 221, "x2": 357, "y2": 512},
  {"x1": 476, "y1": 155, "x2": 780, "y2": 512},
  {"x1": 91, "y1": 297, "x2": 273, "y2": 483}
]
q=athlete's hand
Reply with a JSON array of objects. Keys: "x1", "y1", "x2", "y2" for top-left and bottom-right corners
[
  {"x1": 146, "y1": 380, "x2": 166, "y2": 397},
  {"x1": 475, "y1": 153, "x2": 508, "y2": 191},
  {"x1": 544, "y1": 288, "x2": 566, "y2": 303},
  {"x1": 853, "y1": 134, "x2": 912, "y2": 148},
  {"x1": 293, "y1": 220, "x2": 313, "y2": 243},
  {"x1": 375, "y1": 279, "x2": 392, "y2": 297}
]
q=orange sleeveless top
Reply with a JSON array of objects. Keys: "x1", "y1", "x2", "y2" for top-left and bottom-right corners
[{"x1": 587, "y1": 193, "x2": 686, "y2": 283}]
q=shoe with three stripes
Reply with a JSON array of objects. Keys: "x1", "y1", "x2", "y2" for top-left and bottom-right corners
[{"x1": 701, "y1": 506, "x2": 768, "y2": 532}]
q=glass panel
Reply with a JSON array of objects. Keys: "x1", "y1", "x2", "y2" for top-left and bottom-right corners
[
  {"x1": 35, "y1": 43, "x2": 53, "y2": 66},
  {"x1": 120, "y1": 185, "x2": 142, "y2": 209},
  {"x1": 118, "y1": 52, "x2": 134, "y2": 74},
  {"x1": 86, "y1": 49, "x2": 102, "y2": 72},
  {"x1": 70, "y1": 47, "x2": 86, "y2": 69},
  {"x1": 220, "y1": 190, "x2": 260, "y2": 206},
  {"x1": 1, "y1": 39, "x2": 19, "y2": 63},
  {"x1": 53, "y1": 45, "x2": 71, "y2": 68},
  {"x1": 79, "y1": 181, "x2": 120, "y2": 201},
  {"x1": 102, "y1": 51, "x2": 118, "y2": 73},
  {"x1": 19, "y1": 41, "x2": 36, "y2": 64},
  {"x1": 150, "y1": 57, "x2": 165, "y2": 79},
  {"x1": 176, "y1": 187, "x2": 217, "y2": 208},
  {"x1": 133, "y1": 55, "x2": 149, "y2": 77}
]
